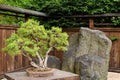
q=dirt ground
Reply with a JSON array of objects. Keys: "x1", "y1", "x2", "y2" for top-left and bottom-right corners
[{"x1": 108, "y1": 72, "x2": 120, "y2": 80}]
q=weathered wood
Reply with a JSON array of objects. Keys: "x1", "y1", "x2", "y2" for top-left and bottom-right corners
[
  {"x1": 0, "y1": 24, "x2": 18, "y2": 29},
  {"x1": 89, "y1": 19, "x2": 94, "y2": 29},
  {"x1": 5, "y1": 69, "x2": 79, "y2": 80},
  {"x1": 109, "y1": 68, "x2": 120, "y2": 72},
  {"x1": 51, "y1": 13, "x2": 120, "y2": 18},
  {"x1": 0, "y1": 12, "x2": 25, "y2": 18},
  {"x1": 94, "y1": 23, "x2": 114, "y2": 26},
  {"x1": 22, "y1": 56, "x2": 30, "y2": 67},
  {"x1": 6, "y1": 30, "x2": 15, "y2": 72},
  {"x1": 25, "y1": 14, "x2": 29, "y2": 21},
  {"x1": 0, "y1": 4, "x2": 47, "y2": 17},
  {"x1": 0, "y1": 29, "x2": 3, "y2": 74},
  {"x1": 62, "y1": 28, "x2": 80, "y2": 32},
  {"x1": 14, "y1": 55, "x2": 23, "y2": 69},
  {"x1": 2, "y1": 29, "x2": 7, "y2": 73},
  {"x1": 64, "y1": 27, "x2": 120, "y2": 34},
  {"x1": 94, "y1": 28, "x2": 120, "y2": 32},
  {"x1": 0, "y1": 25, "x2": 30, "y2": 75}
]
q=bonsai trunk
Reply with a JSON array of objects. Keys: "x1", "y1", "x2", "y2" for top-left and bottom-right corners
[
  {"x1": 44, "y1": 47, "x2": 53, "y2": 68},
  {"x1": 22, "y1": 52, "x2": 39, "y2": 68},
  {"x1": 36, "y1": 52, "x2": 44, "y2": 67},
  {"x1": 22, "y1": 47, "x2": 53, "y2": 70}
]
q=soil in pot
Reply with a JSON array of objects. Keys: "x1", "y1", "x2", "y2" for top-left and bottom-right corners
[{"x1": 26, "y1": 67, "x2": 54, "y2": 77}]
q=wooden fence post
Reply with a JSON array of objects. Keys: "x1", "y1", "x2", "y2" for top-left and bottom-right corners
[
  {"x1": 89, "y1": 18, "x2": 94, "y2": 29},
  {"x1": 25, "y1": 14, "x2": 29, "y2": 21}
]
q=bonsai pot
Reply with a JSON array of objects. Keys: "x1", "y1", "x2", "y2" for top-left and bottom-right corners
[{"x1": 26, "y1": 67, "x2": 54, "y2": 77}]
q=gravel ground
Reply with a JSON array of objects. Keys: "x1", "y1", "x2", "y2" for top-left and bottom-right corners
[{"x1": 108, "y1": 72, "x2": 120, "y2": 80}]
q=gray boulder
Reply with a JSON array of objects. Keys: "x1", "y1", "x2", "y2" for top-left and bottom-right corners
[
  {"x1": 62, "y1": 34, "x2": 79, "y2": 73},
  {"x1": 47, "y1": 56, "x2": 61, "y2": 69},
  {"x1": 62, "y1": 27, "x2": 112, "y2": 80}
]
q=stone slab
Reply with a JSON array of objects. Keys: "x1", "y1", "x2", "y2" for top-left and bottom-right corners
[{"x1": 5, "y1": 69, "x2": 79, "y2": 80}]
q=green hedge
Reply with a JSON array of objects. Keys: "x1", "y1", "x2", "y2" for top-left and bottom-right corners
[
  {"x1": 1, "y1": 0, "x2": 120, "y2": 27},
  {"x1": 34, "y1": 0, "x2": 120, "y2": 15}
]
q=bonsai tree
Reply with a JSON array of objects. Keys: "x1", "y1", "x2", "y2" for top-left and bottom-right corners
[{"x1": 3, "y1": 19, "x2": 69, "y2": 71}]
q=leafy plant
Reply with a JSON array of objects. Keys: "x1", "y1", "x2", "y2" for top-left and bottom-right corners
[
  {"x1": 3, "y1": 19, "x2": 69, "y2": 70},
  {"x1": 32, "y1": 0, "x2": 120, "y2": 27},
  {"x1": 110, "y1": 36, "x2": 118, "y2": 41},
  {"x1": 111, "y1": 17, "x2": 120, "y2": 26},
  {"x1": 0, "y1": 14, "x2": 24, "y2": 25}
]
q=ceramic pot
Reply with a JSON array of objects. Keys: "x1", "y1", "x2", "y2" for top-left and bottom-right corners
[{"x1": 26, "y1": 67, "x2": 54, "y2": 77}]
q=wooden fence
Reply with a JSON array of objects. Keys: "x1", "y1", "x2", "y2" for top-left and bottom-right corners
[
  {"x1": 0, "y1": 25, "x2": 30, "y2": 75},
  {"x1": 1, "y1": 25, "x2": 120, "y2": 75},
  {"x1": 98, "y1": 28, "x2": 120, "y2": 72}
]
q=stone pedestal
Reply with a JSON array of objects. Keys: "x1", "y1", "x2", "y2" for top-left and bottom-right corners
[{"x1": 5, "y1": 69, "x2": 79, "y2": 80}]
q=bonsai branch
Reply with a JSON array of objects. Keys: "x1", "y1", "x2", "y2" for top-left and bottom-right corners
[
  {"x1": 44, "y1": 47, "x2": 53, "y2": 68},
  {"x1": 22, "y1": 52, "x2": 39, "y2": 68},
  {"x1": 31, "y1": 35, "x2": 38, "y2": 42},
  {"x1": 22, "y1": 53, "x2": 32, "y2": 61},
  {"x1": 36, "y1": 52, "x2": 44, "y2": 67}
]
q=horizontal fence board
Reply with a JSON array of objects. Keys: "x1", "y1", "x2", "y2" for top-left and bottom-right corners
[
  {"x1": 0, "y1": 24, "x2": 18, "y2": 29},
  {"x1": 94, "y1": 28, "x2": 120, "y2": 32}
]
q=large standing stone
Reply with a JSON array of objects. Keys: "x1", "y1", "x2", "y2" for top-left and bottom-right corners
[
  {"x1": 62, "y1": 27, "x2": 112, "y2": 80},
  {"x1": 62, "y1": 34, "x2": 79, "y2": 73}
]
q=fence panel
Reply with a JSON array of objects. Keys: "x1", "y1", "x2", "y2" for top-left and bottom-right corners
[
  {"x1": 0, "y1": 25, "x2": 29, "y2": 75},
  {"x1": 94, "y1": 28, "x2": 120, "y2": 71}
]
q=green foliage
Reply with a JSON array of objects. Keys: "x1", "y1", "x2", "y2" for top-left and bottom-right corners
[
  {"x1": 2, "y1": 34, "x2": 21, "y2": 55},
  {"x1": 110, "y1": 36, "x2": 118, "y2": 41},
  {"x1": 3, "y1": 19, "x2": 69, "y2": 57},
  {"x1": 37, "y1": 0, "x2": 120, "y2": 16},
  {"x1": 48, "y1": 27, "x2": 69, "y2": 51},
  {"x1": 0, "y1": 0, "x2": 33, "y2": 25},
  {"x1": 0, "y1": 0, "x2": 4, "y2": 3},
  {"x1": 0, "y1": 0, "x2": 33, "y2": 8},
  {"x1": 41, "y1": 17, "x2": 87, "y2": 28},
  {"x1": 0, "y1": 14, "x2": 24, "y2": 25},
  {"x1": 111, "y1": 17, "x2": 120, "y2": 26},
  {"x1": 31, "y1": 0, "x2": 120, "y2": 27},
  {"x1": 2, "y1": 0, "x2": 120, "y2": 27}
]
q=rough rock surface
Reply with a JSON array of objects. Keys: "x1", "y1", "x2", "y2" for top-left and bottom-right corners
[
  {"x1": 62, "y1": 27, "x2": 112, "y2": 80},
  {"x1": 62, "y1": 34, "x2": 79, "y2": 73},
  {"x1": 47, "y1": 56, "x2": 61, "y2": 69}
]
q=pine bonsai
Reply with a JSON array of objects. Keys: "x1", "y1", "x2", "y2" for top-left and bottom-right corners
[{"x1": 3, "y1": 19, "x2": 69, "y2": 71}]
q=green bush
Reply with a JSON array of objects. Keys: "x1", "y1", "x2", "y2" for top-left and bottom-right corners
[{"x1": 1, "y1": 0, "x2": 120, "y2": 27}]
